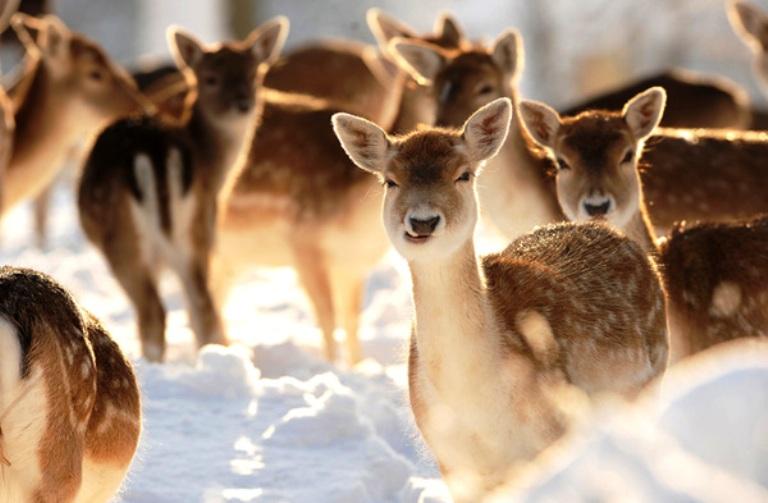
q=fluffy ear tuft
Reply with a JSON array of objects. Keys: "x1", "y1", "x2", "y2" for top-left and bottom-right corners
[
  {"x1": 245, "y1": 16, "x2": 289, "y2": 64},
  {"x1": 167, "y1": 26, "x2": 205, "y2": 69},
  {"x1": 434, "y1": 12, "x2": 464, "y2": 47},
  {"x1": 367, "y1": 8, "x2": 416, "y2": 51},
  {"x1": 388, "y1": 38, "x2": 446, "y2": 85},
  {"x1": 622, "y1": 86, "x2": 667, "y2": 140},
  {"x1": 729, "y1": 0, "x2": 768, "y2": 48},
  {"x1": 519, "y1": 100, "x2": 562, "y2": 149},
  {"x1": 332, "y1": 113, "x2": 391, "y2": 173},
  {"x1": 462, "y1": 98, "x2": 512, "y2": 163},
  {"x1": 492, "y1": 29, "x2": 524, "y2": 82}
]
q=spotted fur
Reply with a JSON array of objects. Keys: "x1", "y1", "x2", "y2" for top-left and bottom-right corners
[{"x1": 0, "y1": 267, "x2": 139, "y2": 503}]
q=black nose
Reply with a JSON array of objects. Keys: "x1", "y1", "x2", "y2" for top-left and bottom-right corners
[
  {"x1": 409, "y1": 216, "x2": 441, "y2": 236},
  {"x1": 584, "y1": 200, "x2": 611, "y2": 216},
  {"x1": 236, "y1": 99, "x2": 252, "y2": 113}
]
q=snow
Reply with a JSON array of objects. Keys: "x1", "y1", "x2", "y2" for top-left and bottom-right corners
[{"x1": 2, "y1": 188, "x2": 767, "y2": 502}]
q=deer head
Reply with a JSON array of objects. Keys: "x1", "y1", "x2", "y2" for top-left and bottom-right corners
[
  {"x1": 333, "y1": 98, "x2": 511, "y2": 261},
  {"x1": 389, "y1": 29, "x2": 522, "y2": 127},
  {"x1": 168, "y1": 17, "x2": 288, "y2": 131},
  {"x1": 11, "y1": 13, "x2": 151, "y2": 123},
  {"x1": 518, "y1": 87, "x2": 667, "y2": 229}
]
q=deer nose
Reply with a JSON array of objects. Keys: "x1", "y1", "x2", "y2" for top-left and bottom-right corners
[
  {"x1": 583, "y1": 199, "x2": 611, "y2": 216},
  {"x1": 408, "y1": 216, "x2": 441, "y2": 236}
]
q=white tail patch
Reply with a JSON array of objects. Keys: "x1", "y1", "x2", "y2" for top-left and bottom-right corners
[
  {"x1": 709, "y1": 281, "x2": 743, "y2": 318},
  {"x1": 132, "y1": 153, "x2": 162, "y2": 230},
  {"x1": 515, "y1": 310, "x2": 559, "y2": 366}
]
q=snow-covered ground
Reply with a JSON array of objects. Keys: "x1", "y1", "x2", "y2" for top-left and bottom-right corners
[{"x1": 2, "y1": 188, "x2": 767, "y2": 502}]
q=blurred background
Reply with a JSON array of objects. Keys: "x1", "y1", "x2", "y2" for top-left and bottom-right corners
[{"x1": 7, "y1": 0, "x2": 762, "y2": 109}]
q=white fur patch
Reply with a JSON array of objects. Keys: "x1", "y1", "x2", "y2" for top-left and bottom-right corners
[{"x1": 710, "y1": 281, "x2": 742, "y2": 318}]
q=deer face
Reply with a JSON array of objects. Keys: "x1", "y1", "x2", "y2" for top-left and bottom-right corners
[
  {"x1": 519, "y1": 88, "x2": 666, "y2": 229},
  {"x1": 11, "y1": 14, "x2": 149, "y2": 122},
  {"x1": 390, "y1": 30, "x2": 522, "y2": 128},
  {"x1": 168, "y1": 18, "x2": 288, "y2": 129},
  {"x1": 730, "y1": 0, "x2": 768, "y2": 92},
  {"x1": 333, "y1": 98, "x2": 511, "y2": 262}
]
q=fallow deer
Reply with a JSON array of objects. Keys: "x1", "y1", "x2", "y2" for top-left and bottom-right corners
[
  {"x1": 78, "y1": 19, "x2": 288, "y2": 362},
  {"x1": 3, "y1": 13, "x2": 149, "y2": 244},
  {"x1": 332, "y1": 98, "x2": 667, "y2": 500},
  {"x1": 519, "y1": 87, "x2": 768, "y2": 362},
  {"x1": 213, "y1": 12, "x2": 468, "y2": 366},
  {"x1": 0, "y1": 266, "x2": 140, "y2": 502},
  {"x1": 391, "y1": 32, "x2": 768, "y2": 237}
]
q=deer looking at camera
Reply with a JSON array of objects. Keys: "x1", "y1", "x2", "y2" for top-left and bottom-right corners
[
  {"x1": 519, "y1": 87, "x2": 768, "y2": 363},
  {"x1": 0, "y1": 267, "x2": 140, "y2": 503},
  {"x1": 333, "y1": 98, "x2": 667, "y2": 500},
  {"x1": 3, "y1": 14, "x2": 148, "y2": 218},
  {"x1": 391, "y1": 31, "x2": 768, "y2": 239},
  {"x1": 78, "y1": 19, "x2": 288, "y2": 362},
  {"x1": 214, "y1": 12, "x2": 467, "y2": 366}
]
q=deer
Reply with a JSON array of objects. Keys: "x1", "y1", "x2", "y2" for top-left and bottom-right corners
[
  {"x1": 0, "y1": 266, "x2": 140, "y2": 502},
  {"x1": 3, "y1": 13, "x2": 150, "y2": 246},
  {"x1": 518, "y1": 87, "x2": 768, "y2": 363},
  {"x1": 78, "y1": 19, "x2": 288, "y2": 363},
  {"x1": 391, "y1": 31, "x2": 768, "y2": 239},
  {"x1": 730, "y1": 0, "x2": 768, "y2": 94},
  {"x1": 212, "y1": 12, "x2": 468, "y2": 366},
  {"x1": 332, "y1": 98, "x2": 668, "y2": 501}
]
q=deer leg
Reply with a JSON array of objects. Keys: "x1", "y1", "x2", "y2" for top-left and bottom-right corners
[
  {"x1": 177, "y1": 254, "x2": 227, "y2": 348},
  {"x1": 294, "y1": 246, "x2": 337, "y2": 362},
  {"x1": 32, "y1": 183, "x2": 53, "y2": 249},
  {"x1": 108, "y1": 255, "x2": 166, "y2": 362},
  {"x1": 331, "y1": 268, "x2": 366, "y2": 365}
]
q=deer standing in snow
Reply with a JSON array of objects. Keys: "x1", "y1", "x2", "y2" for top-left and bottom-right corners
[
  {"x1": 0, "y1": 266, "x2": 140, "y2": 502},
  {"x1": 333, "y1": 98, "x2": 667, "y2": 500},
  {"x1": 391, "y1": 31, "x2": 768, "y2": 239},
  {"x1": 519, "y1": 87, "x2": 768, "y2": 363},
  {"x1": 78, "y1": 19, "x2": 288, "y2": 362},
  {"x1": 3, "y1": 13, "x2": 149, "y2": 245},
  {"x1": 213, "y1": 11, "x2": 467, "y2": 365}
]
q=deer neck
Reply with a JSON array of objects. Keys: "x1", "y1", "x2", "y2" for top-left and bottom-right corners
[
  {"x1": 409, "y1": 239, "x2": 506, "y2": 400},
  {"x1": 389, "y1": 79, "x2": 434, "y2": 135},
  {"x1": 4, "y1": 62, "x2": 84, "y2": 212},
  {"x1": 187, "y1": 99, "x2": 260, "y2": 199},
  {"x1": 623, "y1": 198, "x2": 658, "y2": 254}
]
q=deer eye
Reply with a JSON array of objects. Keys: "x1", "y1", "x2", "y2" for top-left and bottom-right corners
[
  {"x1": 88, "y1": 70, "x2": 103, "y2": 81},
  {"x1": 476, "y1": 83, "x2": 494, "y2": 96},
  {"x1": 455, "y1": 171, "x2": 472, "y2": 183},
  {"x1": 384, "y1": 178, "x2": 398, "y2": 189},
  {"x1": 204, "y1": 75, "x2": 219, "y2": 87},
  {"x1": 556, "y1": 157, "x2": 570, "y2": 171},
  {"x1": 621, "y1": 149, "x2": 635, "y2": 164}
]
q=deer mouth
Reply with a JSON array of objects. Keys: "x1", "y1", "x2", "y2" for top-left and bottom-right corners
[{"x1": 404, "y1": 231, "x2": 431, "y2": 244}]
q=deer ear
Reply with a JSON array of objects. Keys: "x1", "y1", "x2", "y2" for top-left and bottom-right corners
[
  {"x1": 492, "y1": 29, "x2": 524, "y2": 82},
  {"x1": 167, "y1": 27, "x2": 205, "y2": 69},
  {"x1": 332, "y1": 113, "x2": 392, "y2": 174},
  {"x1": 434, "y1": 12, "x2": 464, "y2": 47},
  {"x1": 10, "y1": 13, "x2": 44, "y2": 53},
  {"x1": 367, "y1": 8, "x2": 417, "y2": 51},
  {"x1": 462, "y1": 98, "x2": 512, "y2": 163},
  {"x1": 623, "y1": 87, "x2": 666, "y2": 140},
  {"x1": 389, "y1": 38, "x2": 446, "y2": 85},
  {"x1": 729, "y1": 0, "x2": 768, "y2": 48},
  {"x1": 519, "y1": 100, "x2": 562, "y2": 149},
  {"x1": 245, "y1": 16, "x2": 289, "y2": 64}
]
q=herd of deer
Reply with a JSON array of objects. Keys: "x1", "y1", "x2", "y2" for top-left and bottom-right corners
[{"x1": 1, "y1": 1, "x2": 768, "y2": 501}]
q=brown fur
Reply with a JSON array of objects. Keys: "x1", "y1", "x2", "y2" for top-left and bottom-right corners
[
  {"x1": 0, "y1": 267, "x2": 139, "y2": 502},
  {"x1": 659, "y1": 217, "x2": 768, "y2": 356}
]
